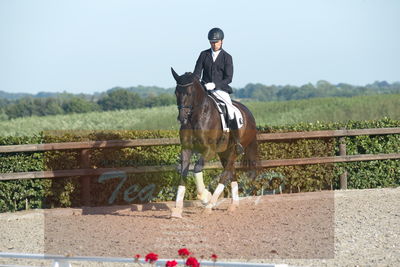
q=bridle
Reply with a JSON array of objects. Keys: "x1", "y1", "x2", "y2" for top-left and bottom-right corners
[
  {"x1": 176, "y1": 82, "x2": 195, "y2": 110},
  {"x1": 177, "y1": 82, "x2": 194, "y2": 87}
]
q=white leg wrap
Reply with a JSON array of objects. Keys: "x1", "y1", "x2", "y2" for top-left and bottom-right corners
[
  {"x1": 214, "y1": 183, "x2": 225, "y2": 196},
  {"x1": 194, "y1": 172, "x2": 211, "y2": 205},
  {"x1": 231, "y1": 181, "x2": 239, "y2": 205},
  {"x1": 176, "y1": 185, "x2": 185, "y2": 209},
  {"x1": 194, "y1": 172, "x2": 205, "y2": 194},
  {"x1": 207, "y1": 183, "x2": 225, "y2": 208}
]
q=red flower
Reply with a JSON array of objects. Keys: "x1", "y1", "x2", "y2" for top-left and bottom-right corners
[
  {"x1": 211, "y1": 254, "x2": 218, "y2": 262},
  {"x1": 178, "y1": 248, "x2": 191, "y2": 258},
  {"x1": 186, "y1": 257, "x2": 200, "y2": 267},
  {"x1": 145, "y1": 252, "x2": 158, "y2": 263},
  {"x1": 166, "y1": 260, "x2": 178, "y2": 267}
]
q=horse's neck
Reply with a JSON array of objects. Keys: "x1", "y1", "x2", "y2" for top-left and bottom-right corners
[
  {"x1": 193, "y1": 95, "x2": 220, "y2": 126},
  {"x1": 192, "y1": 84, "x2": 208, "y2": 108}
]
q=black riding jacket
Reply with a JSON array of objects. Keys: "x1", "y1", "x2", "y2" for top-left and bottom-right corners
[{"x1": 193, "y1": 48, "x2": 234, "y2": 94}]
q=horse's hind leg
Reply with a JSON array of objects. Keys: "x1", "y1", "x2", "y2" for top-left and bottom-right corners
[
  {"x1": 193, "y1": 155, "x2": 212, "y2": 205},
  {"x1": 228, "y1": 181, "x2": 239, "y2": 213},
  {"x1": 243, "y1": 137, "x2": 258, "y2": 180}
]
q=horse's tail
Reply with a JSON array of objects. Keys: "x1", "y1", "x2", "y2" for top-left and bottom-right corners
[{"x1": 241, "y1": 135, "x2": 259, "y2": 179}]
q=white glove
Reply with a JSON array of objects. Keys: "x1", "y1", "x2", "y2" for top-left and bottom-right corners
[{"x1": 205, "y1": 82, "x2": 216, "y2": 90}]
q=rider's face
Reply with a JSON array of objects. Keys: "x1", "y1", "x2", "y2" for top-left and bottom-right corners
[{"x1": 210, "y1": 40, "x2": 223, "y2": 51}]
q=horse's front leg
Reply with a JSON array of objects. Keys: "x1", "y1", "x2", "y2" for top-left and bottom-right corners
[
  {"x1": 171, "y1": 149, "x2": 192, "y2": 218},
  {"x1": 179, "y1": 149, "x2": 192, "y2": 184},
  {"x1": 193, "y1": 154, "x2": 212, "y2": 205}
]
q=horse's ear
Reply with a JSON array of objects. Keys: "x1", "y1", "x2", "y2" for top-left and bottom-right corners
[{"x1": 171, "y1": 67, "x2": 180, "y2": 82}]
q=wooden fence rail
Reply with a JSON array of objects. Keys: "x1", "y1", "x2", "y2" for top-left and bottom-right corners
[
  {"x1": 1, "y1": 153, "x2": 399, "y2": 181},
  {"x1": 1, "y1": 127, "x2": 399, "y2": 205},
  {"x1": 1, "y1": 127, "x2": 399, "y2": 153}
]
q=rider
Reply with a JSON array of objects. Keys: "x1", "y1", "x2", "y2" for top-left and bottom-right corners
[{"x1": 193, "y1": 27, "x2": 244, "y2": 155}]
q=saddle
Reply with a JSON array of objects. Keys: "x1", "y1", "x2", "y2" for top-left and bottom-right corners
[{"x1": 207, "y1": 93, "x2": 233, "y2": 132}]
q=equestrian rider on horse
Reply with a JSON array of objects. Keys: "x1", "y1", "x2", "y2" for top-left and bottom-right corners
[{"x1": 193, "y1": 27, "x2": 244, "y2": 155}]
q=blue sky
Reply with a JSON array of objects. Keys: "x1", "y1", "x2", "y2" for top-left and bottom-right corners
[{"x1": 1, "y1": 0, "x2": 399, "y2": 94}]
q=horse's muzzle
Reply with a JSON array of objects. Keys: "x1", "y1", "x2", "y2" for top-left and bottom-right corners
[{"x1": 178, "y1": 109, "x2": 190, "y2": 125}]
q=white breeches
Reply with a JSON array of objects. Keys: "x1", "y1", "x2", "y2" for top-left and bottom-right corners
[{"x1": 211, "y1": 89, "x2": 235, "y2": 120}]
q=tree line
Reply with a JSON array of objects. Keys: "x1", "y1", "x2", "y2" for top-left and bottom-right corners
[
  {"x1": 0, "y1": 80, "x2": 399, "y2": 121},
  {"x1": 234, "y1": 80, "x2": 400, "y2": 101},
  {"x1": 0, "y1": 89, "x2": 175, "y2": 120}
]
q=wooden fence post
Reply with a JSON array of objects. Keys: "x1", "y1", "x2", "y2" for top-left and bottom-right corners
[
  {"x1": 80, "y1": 149, "x2": 91, "y2": 206},
  {"x1": 339, "y1": 137, "x2": 348, "y2": 189}
]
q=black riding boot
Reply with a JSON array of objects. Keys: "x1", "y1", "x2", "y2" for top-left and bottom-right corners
[{"x1": 229, "y1": 118, "x2": 244, "y2": 155}]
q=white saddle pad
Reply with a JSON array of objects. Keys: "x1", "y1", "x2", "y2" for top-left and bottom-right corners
[{"x1": 208, "y1": 95, "x2": 244, "y2": 132}]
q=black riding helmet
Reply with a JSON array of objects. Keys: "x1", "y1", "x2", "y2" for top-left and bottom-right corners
[{"x1": 208, "y1": 28, "x2": 224, "y2": 42}]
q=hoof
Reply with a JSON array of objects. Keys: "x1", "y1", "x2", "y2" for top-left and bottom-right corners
[
  {"x1": 170, "y1": 207, "x2": 183, "y2": 218},
  {"x1": 197, "y1": 190, "x2": 212, "y2": 206}
]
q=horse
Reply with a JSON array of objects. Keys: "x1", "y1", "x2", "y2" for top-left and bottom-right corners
[{"x1": 170, "y1": 68, "x2": 258, "y2": 218}]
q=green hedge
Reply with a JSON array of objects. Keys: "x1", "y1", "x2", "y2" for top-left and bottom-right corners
[
  {"x1": 256, "y1": 118, "x2": 400, "y2": 193},
  {"x1": 0, "y1": 118, "x2": 399, "y2": 212},
  {"x1": 0, "y1": 134, "x2": 49, "y2": 212}
]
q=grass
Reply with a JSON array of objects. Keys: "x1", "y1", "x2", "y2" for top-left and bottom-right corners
[
  {"x1": 0, "y1": 94, "x2": 399, "y2": 136},
  {"x1": 248, "y1": 94, "x2": 400, "y2": 126}
]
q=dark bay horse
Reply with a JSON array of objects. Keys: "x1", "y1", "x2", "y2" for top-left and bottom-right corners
[{"x1": 170, "y1": 68, "x2": 258, "y2": 218}]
